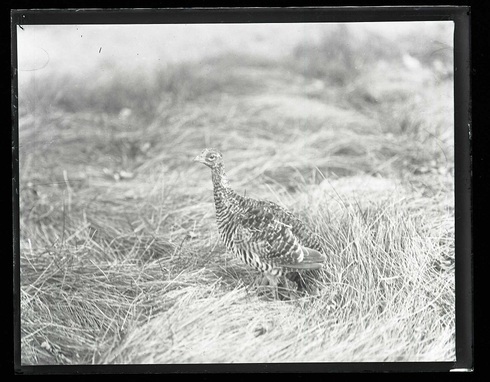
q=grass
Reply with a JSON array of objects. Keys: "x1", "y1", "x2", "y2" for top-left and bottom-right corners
[{"x1": 17, "y1": 25, "x2": 455, "y2": 364}]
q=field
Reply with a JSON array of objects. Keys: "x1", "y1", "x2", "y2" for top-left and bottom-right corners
[{"x1": 17, "y1": 22, "x2": 455, "y2": 364}]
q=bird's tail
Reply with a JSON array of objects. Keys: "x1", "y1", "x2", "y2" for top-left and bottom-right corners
[{"x1": 286, "y1": 247, "x2": 326, "y2": 270}]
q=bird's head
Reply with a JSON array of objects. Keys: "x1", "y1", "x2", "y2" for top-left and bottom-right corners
[{"x1": 193, "y1": 148, "x2": 224, "y2": 169}]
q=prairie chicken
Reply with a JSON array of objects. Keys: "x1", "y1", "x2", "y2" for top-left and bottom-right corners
[{"x1": 194, "y1": 148, "x2": 327, "y2": 296}]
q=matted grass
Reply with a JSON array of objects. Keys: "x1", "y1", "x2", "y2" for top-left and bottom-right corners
[
  {"x1": 17, "y1": 25, "x2": 455, "y2": 364},
  {"x1": 19, "y1": 178, "x2": 454, "y2": 363}
]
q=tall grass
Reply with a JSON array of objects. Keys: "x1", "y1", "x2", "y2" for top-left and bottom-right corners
[
  {"x1": 20, "y1": 181, "x2": 454, "y2": 363},
  {"x1": 18, "y1": 25, "x2": 455, "y2": 364}
]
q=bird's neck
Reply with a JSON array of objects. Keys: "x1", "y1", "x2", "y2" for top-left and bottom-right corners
[
  {"x1": 211, "y1": 165, "x2": 233, "y2": 203},
  {"x1": 212, "y1": 164, "x2": 230, "y2": 190}
]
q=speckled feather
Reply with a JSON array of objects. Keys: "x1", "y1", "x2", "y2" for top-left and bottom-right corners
[{"x1": 194, "y1": 148, "x2": 326, "y2": 278}]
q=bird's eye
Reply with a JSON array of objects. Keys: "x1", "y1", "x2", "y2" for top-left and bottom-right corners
[{"x1": 208, "y1": 154, "x2": 216, "y2": 160}]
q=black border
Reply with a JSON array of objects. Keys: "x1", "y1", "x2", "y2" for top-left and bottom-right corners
[
  {"x1": 452, "y1": 8, "x2": 473, "y2": 375},
  {"x1": 12, "y1": 6, "x2": 468, "y2": 24},
  {"x1": 11, "y1": 6, "x2": 473, "y2": 375}
]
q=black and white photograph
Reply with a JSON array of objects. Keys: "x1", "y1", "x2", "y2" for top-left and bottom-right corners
[{"x1": 13, "y1": 8, "x2": 470, "y2": 370}]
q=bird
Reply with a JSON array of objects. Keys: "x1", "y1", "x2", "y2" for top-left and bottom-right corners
[{"x1": 193, "y1": 147, "x2": 327, "y2": 297}]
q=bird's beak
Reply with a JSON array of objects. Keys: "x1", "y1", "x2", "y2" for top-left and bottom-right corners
[{"x1": 193, "y1": 154, "x2": 205, "y2": 163}]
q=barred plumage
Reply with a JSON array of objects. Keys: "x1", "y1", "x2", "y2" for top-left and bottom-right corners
[{"x1": 194, "y1": 148, "x2": 327, "y2": 292}]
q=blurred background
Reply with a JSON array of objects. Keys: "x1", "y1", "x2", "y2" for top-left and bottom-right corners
[
  {"x1": 17, "y1": 22, "x2": 453, "y2": 77},
  {"x1": 17, "y1": 21, "x2": 454, "y2": 190}
]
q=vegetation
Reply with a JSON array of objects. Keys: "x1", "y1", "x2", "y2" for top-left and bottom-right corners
[{"x1": 18, "y1": 24, "x2": 455, "y2": 364}]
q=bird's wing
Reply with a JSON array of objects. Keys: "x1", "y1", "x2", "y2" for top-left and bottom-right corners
[
  {"x1": 232, "y1": 207, "x2": 274, "y2": 258},
  {"x1": 257, "y1": 200, "x2": 325, "y2": 252},
  {"x1": 233, "y1": 207, "x2": 323, "y2": 269}
]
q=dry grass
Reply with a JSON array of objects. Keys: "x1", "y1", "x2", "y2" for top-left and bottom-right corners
[{"x1": 17, "y1": 25, "x2": 455, "y2": 365}]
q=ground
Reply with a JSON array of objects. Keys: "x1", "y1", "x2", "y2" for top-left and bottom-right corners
[{"x1": 17, "y1": 22, "x2": 455, "y2": 364}]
